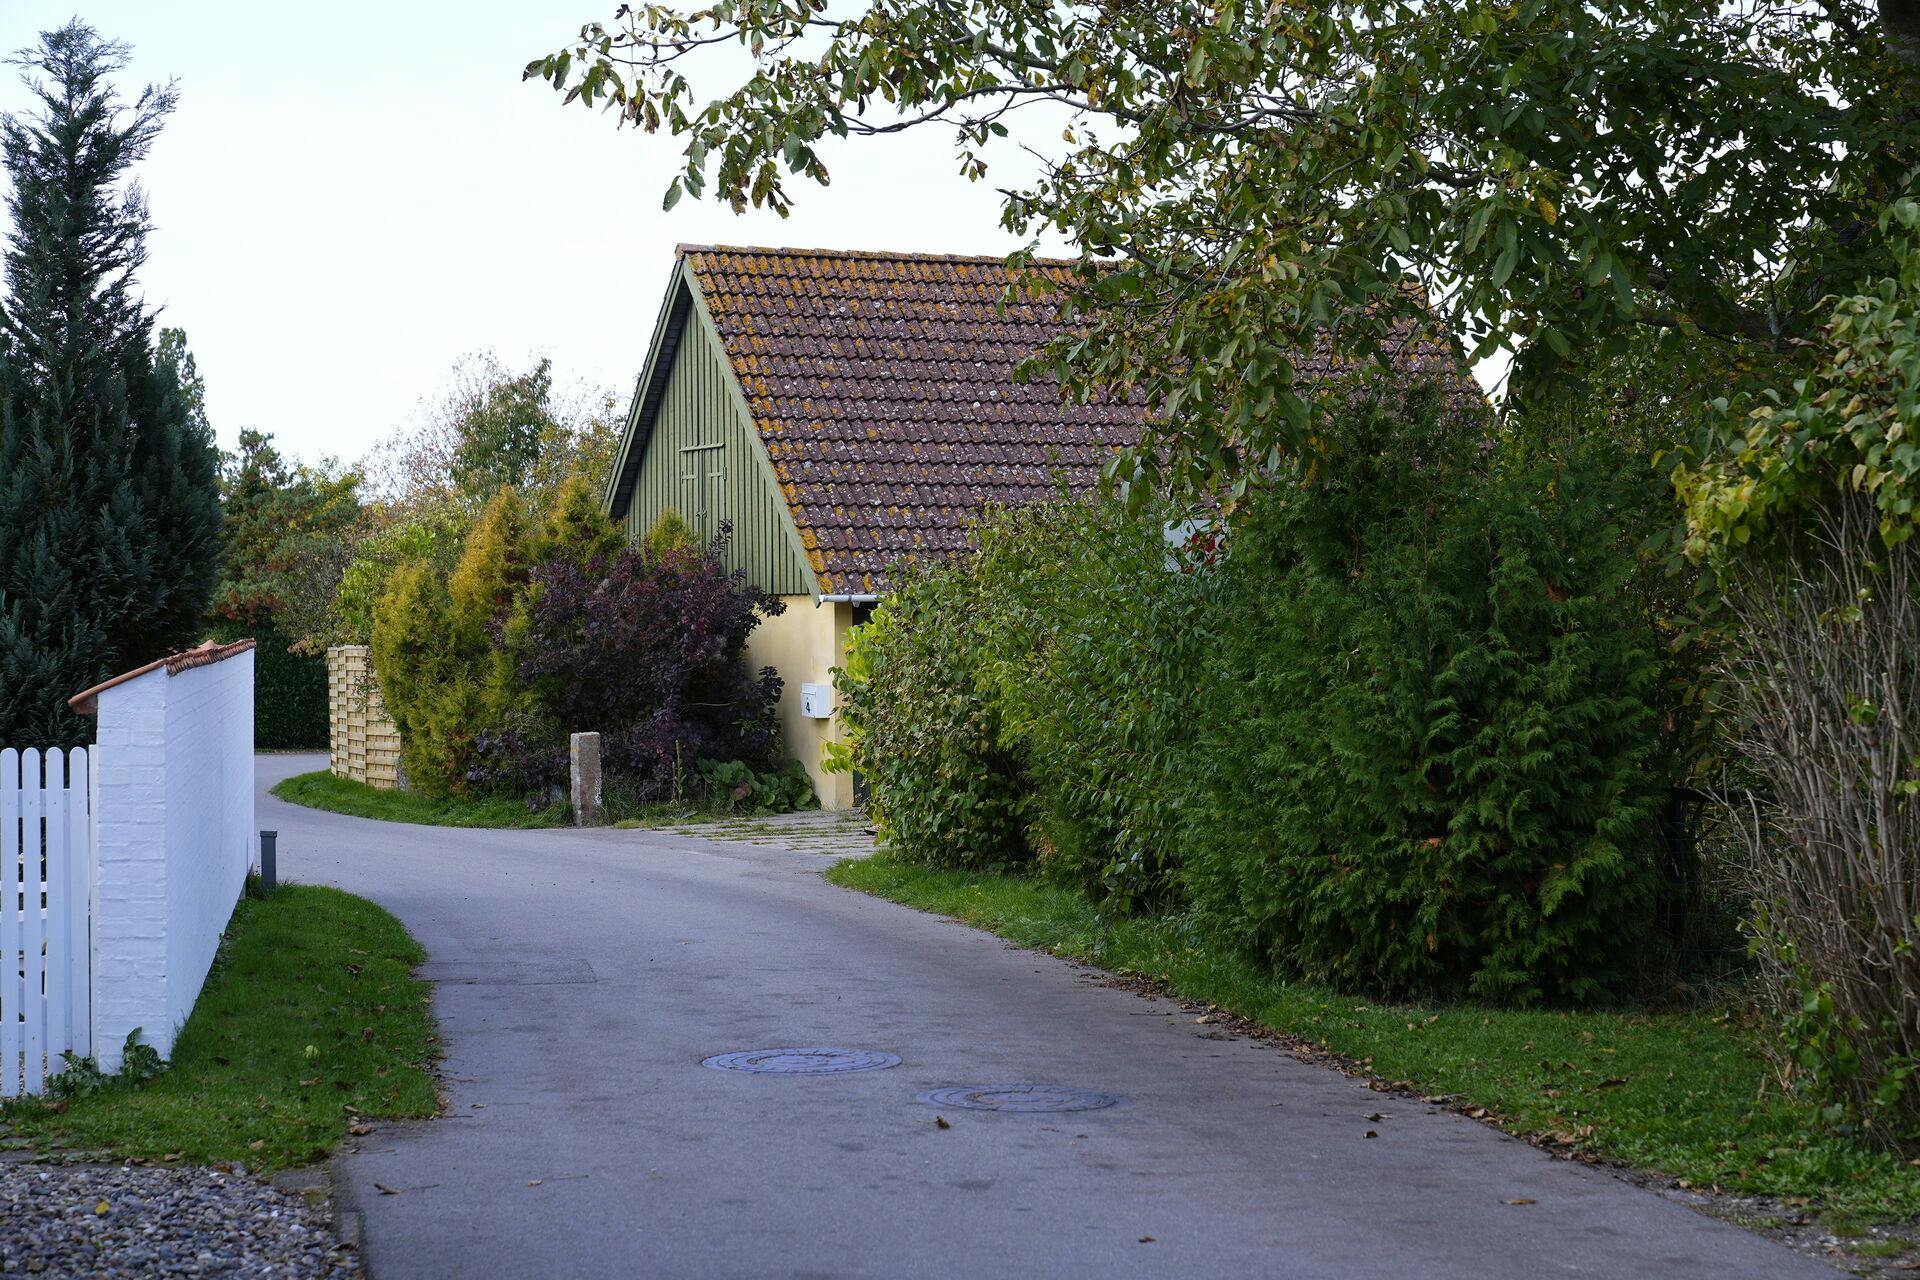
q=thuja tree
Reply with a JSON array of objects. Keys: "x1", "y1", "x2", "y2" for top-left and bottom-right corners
[
  {"x1": 1183, "y1": 383, "x2": 1666, "y2": 1004},
  {"x1": 531, "y1": 0, "x2": 1920, "y2": 497},
  {"x1": 0, "y1": 21, "x2": 219, "y2": 745},
  {"x1": 371, "y1": 488, "x2": 536, "y2": 796}
]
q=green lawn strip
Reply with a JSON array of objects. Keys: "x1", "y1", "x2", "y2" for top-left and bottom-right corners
[
  {"x1": 272, "y1": 769, "x2": 567, "y2": 829},
  {"x1": 1, "y1": 884, "x2": 437, "y2": 1169},
  {"x1": 827, "y1": 854, "x2": 1920, "y2": 1224}
]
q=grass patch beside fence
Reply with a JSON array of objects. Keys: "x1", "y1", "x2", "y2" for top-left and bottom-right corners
[
  {"x1": 827, "y1": 853, "x2": 1920, "y2": 1224},
  {"x1": 272, "y1": 768, "x2": 567, "y2": 829},
  {"x1": 1, "y1": 884, "x2": 437, "y2": 1169}
]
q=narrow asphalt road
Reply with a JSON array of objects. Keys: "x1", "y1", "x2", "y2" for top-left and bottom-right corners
[{"x1": 258, "y1": 754, "x2": 1834, "y2": 1280}]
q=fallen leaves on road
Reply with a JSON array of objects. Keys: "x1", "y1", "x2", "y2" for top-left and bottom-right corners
[
  {"x1": 935, "y1": 1116, "x2": 952, "y2": 1130},
  {"x1": 1503, "y1": 1198, "x2": 1537, "y2": 1206}
]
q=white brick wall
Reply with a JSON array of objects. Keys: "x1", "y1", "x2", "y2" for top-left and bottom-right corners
[{"x1": 89, "y1": 647, "x2": 254, "y2": 1069}]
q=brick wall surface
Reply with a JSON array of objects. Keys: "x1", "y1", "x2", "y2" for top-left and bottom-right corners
[{"x1": 90, "y1": 648, "x2": 254, "y2": 1069}]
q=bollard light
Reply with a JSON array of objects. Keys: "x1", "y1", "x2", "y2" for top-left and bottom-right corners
[{"x1": 259, "y1": 829, "x2": 277, "y2": 893}]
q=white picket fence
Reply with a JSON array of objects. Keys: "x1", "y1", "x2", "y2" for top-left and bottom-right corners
[{"x1": 0, "y1": 747, "x2": 91, "y2": 1096}]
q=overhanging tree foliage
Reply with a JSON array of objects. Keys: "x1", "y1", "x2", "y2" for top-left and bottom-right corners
[
  {"x1": 0, "y1": 21, "x2": 219, "y2": 746},
  {"x1": 363, "y1": 352, "x2": 621, "y2": 518},
  {"x1": 211, "y1": 429, "x2": 363, "y2": 748},
  {"x1": 531, "y1": 0, "x2": 1920, "y2": 496}
]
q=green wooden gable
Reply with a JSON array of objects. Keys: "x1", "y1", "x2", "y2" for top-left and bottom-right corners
[{"x1": 603, "y1": 261, "x2": 818, "y2": 598}]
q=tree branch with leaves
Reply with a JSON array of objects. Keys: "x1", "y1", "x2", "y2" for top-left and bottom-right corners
[{"x1": 530, "y1": 0, "x2": 1919, "y2": 498}]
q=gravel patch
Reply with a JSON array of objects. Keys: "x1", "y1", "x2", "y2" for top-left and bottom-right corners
[{"x1": 0, "y1": 1160, "x2": 359, "y2": 1278}]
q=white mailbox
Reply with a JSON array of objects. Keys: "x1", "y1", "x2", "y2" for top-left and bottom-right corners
[{"x1": 799, "y1": 682, "x2": 835, "y2": 719}]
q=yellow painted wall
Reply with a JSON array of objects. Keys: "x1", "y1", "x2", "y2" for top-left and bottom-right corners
[{"x1": 745, "y1": 595, "x2": 855, "y2": 810}]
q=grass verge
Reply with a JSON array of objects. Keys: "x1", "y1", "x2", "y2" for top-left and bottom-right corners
[
  {"x1": 828, "y1": 853, "x2": 1920, "y2": 1224},
  {"x1": 272, "y1": 769, "x2": 567, "y2": 829},
  {"x1": 1, "y1": 884, "x2": 437, "y2": 1169}
]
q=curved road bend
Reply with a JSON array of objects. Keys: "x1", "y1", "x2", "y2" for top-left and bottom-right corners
[{"x1": 256, "y1": 753, "x2": 1835, "y2": 1280}]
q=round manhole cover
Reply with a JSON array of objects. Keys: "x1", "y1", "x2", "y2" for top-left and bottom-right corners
[
  {"x1": 918, "y1": 1084, "x2": 1124, "y2": 1113},
  {"x1": 702, "y1": 1048, "x2": 902, "y2": 1075}
]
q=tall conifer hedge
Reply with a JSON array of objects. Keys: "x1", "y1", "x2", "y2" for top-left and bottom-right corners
[{"x1": 0, "y1": 22, "x2": 219, "y2": 746}]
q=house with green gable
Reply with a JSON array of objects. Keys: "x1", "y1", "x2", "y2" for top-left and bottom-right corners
[
  {"x1": 602, "y1": 243, "x2": 1471, "y2": 808},
  {"x1": 601, "y1": 244, "x2": 1141, "y2": 808}
]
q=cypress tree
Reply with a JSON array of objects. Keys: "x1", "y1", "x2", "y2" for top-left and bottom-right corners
[{"x1": 0, "y1": 21, "x2": 220, "y2": 746}]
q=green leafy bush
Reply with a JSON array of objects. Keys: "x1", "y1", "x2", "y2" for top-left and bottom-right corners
[
  {"x1": 208, "y1": 619, "x2": 326, "y2": 750},
  {"x1": 831, "y1": 561, "x2": 1031, "y2": 868},
  {"x1": 1677, "y1": 201, "x2": 1920, "y2": 1150},
  {"x1": 972, "y1": 496, "x2": 1212, "y2": 908},
  {"x1": 696, "y1": 757, "x2": 818, "y2": 815},
  {"x1": 842, "y1": 383, "x2": 1670, "y2": 1004},
  {"x1": 1185, "y1": 386, "x2": 1666, "y2": 1004},
  {"x1": 334, "y1": 508, "x2": 466, "y2": 647},
  {"x1": 45, "y1": 1030, "x2": 166, "y2": 1101}
]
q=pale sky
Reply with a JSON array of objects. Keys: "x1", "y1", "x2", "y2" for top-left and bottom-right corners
[{"x1": 0, "y1": 2, "x2": 1052, "y2": 467}]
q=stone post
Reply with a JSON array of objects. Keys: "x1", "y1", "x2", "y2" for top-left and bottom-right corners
[{"x1": 570, "y1": 732, "x2": 604, "y2": 827}]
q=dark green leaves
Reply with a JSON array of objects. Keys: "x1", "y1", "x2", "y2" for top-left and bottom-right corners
[{"x1": 529, "y1": 0, "x2": 1920, "y2": 498}]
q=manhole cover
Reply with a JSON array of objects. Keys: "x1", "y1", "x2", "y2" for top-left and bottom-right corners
[
  {"x1": 917, "y1": 1084, "x2": 1124, "y2": 1113},
  {"x1": 702, "y1": 1048, "x2": 902, "y2": 1075}
]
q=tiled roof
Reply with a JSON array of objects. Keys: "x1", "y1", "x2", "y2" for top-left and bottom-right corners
[
  {"x1": 68, "y1": 638, "x2": 256, "y2": 715},
  {"x1": 679, "y1": 244, "x2": 1471, "y2": 595},
  {"x1": 681, "y1": 245, "x2": 1136, "y2": 595}
]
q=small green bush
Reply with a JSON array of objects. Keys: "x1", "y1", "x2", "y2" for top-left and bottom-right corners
[
  {"x1": 696, "y1": 757, "x2": 817, "y2": 815},
  {"x1": 642, "y1": 507, "x2": 700, "y2": 561},
  {"x1": 832, "y1": 560, "x2": 1031, "y2": 868},
  {"x1": 333, "y1": 507, "x2": 466, "y2": 647},
  {"x1": 369, "y1": 559, "x2": 471, "y2": 796},
  {"x1": 1185, "y1": 385, "x2": 1666, "y2": 1004}
]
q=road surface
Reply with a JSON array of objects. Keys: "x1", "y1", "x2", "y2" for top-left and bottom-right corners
[{"x1": 257, "y1": 753, "x2": 1833, "y2": 1279}]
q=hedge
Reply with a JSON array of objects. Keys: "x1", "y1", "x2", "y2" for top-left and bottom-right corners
[
  {"x1": 834, "y1": 381, "x2": 1680, "y2": 1006},
  {"x1": 207, "y1": 619, "x2": 327, "y2": 750}
]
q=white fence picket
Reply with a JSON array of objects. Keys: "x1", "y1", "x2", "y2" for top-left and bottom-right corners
[
  {"x1": 20, "y1": 748, "x2": 46, "y2": 1094},
  {"x1": 43, "y1": 748, "x2": 70, "y2": 1071},
  {"x1": 1, "y1": 747, "x2": 18, "y2": 1098},
  {"x1": 67, "y1": 747, "x2": 89, "y2": 1066},
  {"x1": 0, "y1": 744, "x2": 90, "y2": 1095}
]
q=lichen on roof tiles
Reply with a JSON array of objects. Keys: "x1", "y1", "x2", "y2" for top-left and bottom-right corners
[
  {"x1": 676, "y1": 243, "x2": 1469, "y2": 595},
  {"x1": 678, "y1": 244, "x2": 1136, "y2": 595}
]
